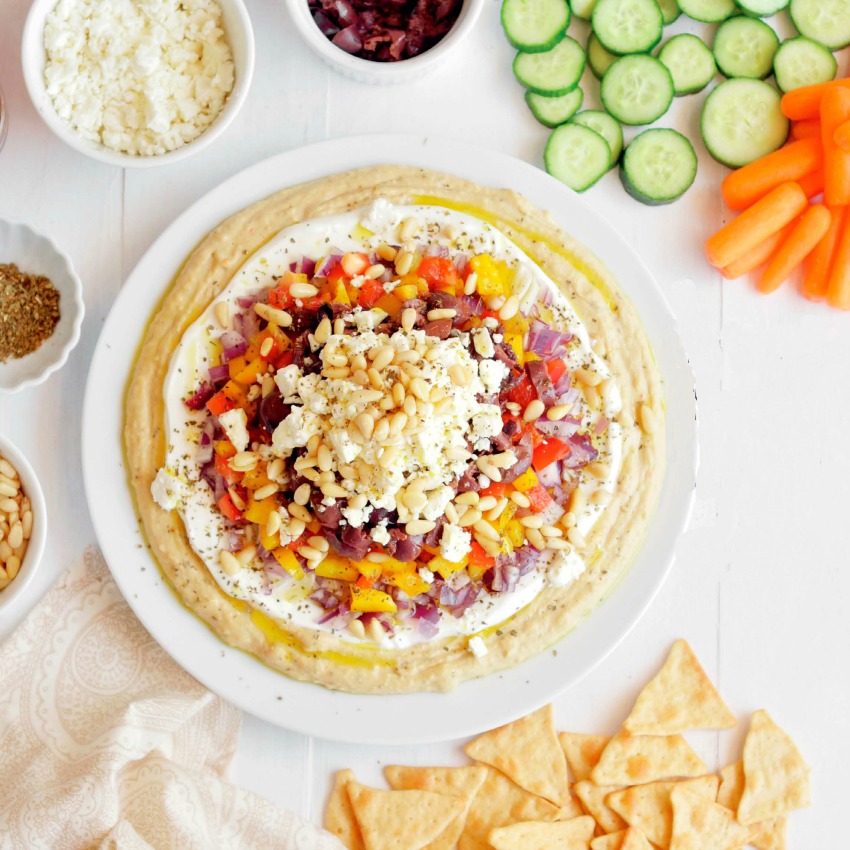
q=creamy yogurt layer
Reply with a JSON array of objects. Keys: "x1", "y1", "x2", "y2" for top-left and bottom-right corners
[{"x1": 151, "y1": 200, "x2": 622, "y2": 650}]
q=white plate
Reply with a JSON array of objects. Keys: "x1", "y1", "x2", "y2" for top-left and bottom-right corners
[{"x1": 82, "y1": 135, "x2": 697, "y2": 745}]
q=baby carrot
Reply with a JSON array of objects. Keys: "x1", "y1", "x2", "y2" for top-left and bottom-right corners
[
  {"x1": 705, "y1": 182, "x2": 808, "y2": 269},
  {"x1": 826, "y1": 208, "x2": 850, "y2": 309},
  {"x1": 802, "y1": 205, "x2": 847, "y2": 301},
  {"x1": 835, "y1": 119, "x2": 850, "y2": 152},
  {"x1": 758, "y1": 204, "x2": 831, "y2": 293},
  {"x1": 721, "y1": 223, "x2": 795, "y2": 279},
  {"x1": 721, "y1": 138, "x2": 822, "y2": 211},
  {"x1": 782, "y1": 78, "x2": 850, "y2": 121},
  {"x1": 791, "y1": 119, "x2": 821, "y2": 140},
  {"x1": 821, "y1": 88, "x2": 850, "y2": 205},
  {"x1": 798, "y1": 169, "x2": 824, "y2": 199}
]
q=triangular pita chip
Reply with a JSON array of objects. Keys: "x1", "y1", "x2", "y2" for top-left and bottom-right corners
[
  {"x1": 459, "y1": 766, "x2": 561, "y2": 850},
  {"x1": 606, "y1": 775, "x2": 720, "y2": 850},
  {"x1": 718, "y1": 762, "x2": 786, "y2": 850},
  {"x1": 465, "y1": 705, "x2": 569, "y2": 805},
  {"x1": 623, "y1": 640, "x2": 736, "y2": 735},
  {"x1": 559, "y1": 733, "x2": 611, "y2": 782},
  {"x1": 557, "y1": 796, "x2": 588, "y2": 820},
  {"x1": 737, "y1": 710, "x2": 810, "y2": 825},
  {"x1": 325, "y1": 769, "x2": 365, "y2": 850},
  {"x1": 670, "y1": 786, "x2": 751, "y2": 850},
  {"x1": 573, "y1": 781, "x2": 627, "y2": 834},
  {"x1": 591, "y1": 831, "x2": 627, "y2": 850},
  {"x1": 384, "y1": 765, "x2": 487, "y2": 850},
  {"x1": 488, "y1": 816, "x2": 596, "y2": 850},
  {"x1": 347, "y1": 782, "x2": 465, "y2": 850},
  {"x1": 591, "y1": 732, "x2": 706, "y2": 786},
  {"x1": 620, "y1": 828, "x2": 656, "y2": 850}
]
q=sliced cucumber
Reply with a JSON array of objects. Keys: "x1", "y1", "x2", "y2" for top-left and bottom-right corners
[
  {"x1": 735, "y1": 0, "x2": 788, "y2": 14},
  {"x1": 601, "y1": 55, "x2": 674, "y2": 126},
  {"x1": 587, "y1": 33, "x2": 618, "y2": 79},
  {"x1": 526, "y1": 88, "x2": 584, "y2": 127},
  {"x1": 701, "y1": 78, "x2": 789, "y2": 168},
  {"x1": 620, "y1": 128, "x2": 698, "y2": 204},
  {"x1": 501, "y1": 0, "x2": 570, "y2": 53},
  {"x1": 789, "y1": 0, "x2": 850, "y2": 50},
  {"x1": 713, "y1": 17, "x2": 779, "y2": 79},
  {"x1": 513, "y1": 37, "x2": 586, "y2": 95},
  {"x1": 591, "y1": 0, "x2": 663, "y2": 55},
  {"x1": 676, "y1": 0, "x2": 736, "y2": 23},
  {"x1": 773, "y1": 37, "x2": 838, "y2": 93},
  {"x1": 569, "y1": 0, "x2": 597, "y2": 20},
  {"x1": 572, "y1": 110, "x2": 624, "y2": 163},
  {"x1": 545, "y1": 124, "x2": 612, "y2": 192},
  {"x1": 659, "y1": 34, "x2": 716, "y2": 95},
  {"x1": 658, "y1": 0, "x2": 682, "y2": 24}
]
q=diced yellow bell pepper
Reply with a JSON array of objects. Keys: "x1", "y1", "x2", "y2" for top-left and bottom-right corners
[
  {"x1": 469, "y1": 254, "x2": 513, "y2": 298},
  {"x1": 394, "y1": 283, "x2": 419, "y2": 301},
  {"x1": 244, "y1": 496, "x2": 278, "y2": 525},
  {"x1": 504, "y1": 332, "x2": 524, "y2": 363},
  {"x1": 333, "y1": 281, "x2": 351, "y2": 305},
  {"x1": 261, "y1": 532, "x2": 279, "y2": 551},
  {"x1": 352, "y1": 559, "x2": 382, "y2": 580},
  {"x1": 512, "y1": 468, "x2": 540, "y2": 493},
  {"x1": 350, "y1": 586, "x2": 397, "y2": 613},
  {"x1": 272, "y1": 547, "x2": 304, "y2": 579},
  {"x1": 374, "y1": 293, "x2": 403, "y2": 319},
  {"x1": 505, "y1": 518, "x2": 525, "y2": 549},
  {"x1": 386, "y1": 571, "x2": 430, "y2": 598},
  {"x1": 316, "y1": 556, "x2": 360, "y2": 583},
  {"x1": 214, "y1": 439, "x2": 236, "y2": 459},
  {"x1": 496, "y1": 502, "x2": 518, "y2": 532},
  {"x1": 232, "y1": 357, "x2": 266, "y2": 386},
  {"x1": 468, "y1": 563, "x2": 488, "y2": 583},
  {"x1": 523, "y1": 352, "x2": 540, "y2": 362},
  {"x1": 429, "y1": 554, "x2": 469, "y2": 579},
  {"x1": 379, "y1": 557, "x2": 415, "y2": 576},
  {"x1": 503, "y1": 315, "x2": 530, "y2": 336},
  {"x1": 241, "y1": 467, "x2": 273, "y2": 491}
]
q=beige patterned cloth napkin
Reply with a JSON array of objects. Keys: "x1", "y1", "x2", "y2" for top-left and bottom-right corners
[{"x1": 0, "y1": 547, "x2": 344, "y2": 850}]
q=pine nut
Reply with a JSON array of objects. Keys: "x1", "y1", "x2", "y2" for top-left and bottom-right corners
[
  {"x1": 0, "y1": 483, "x2": 16, "y2": 498},
  {"x1": 392, "y1": 382, "x2": 406, "y2": 406},
  {"x1": 365, "y1": 263, "x2": 385, "y2": 279},
  {"x1": 498, "y1": 295, "x2": 520, "y2": 321},
  {"x1": 308, "y1": 536, "x2": 329, "y2": 552},
  {"x1": 445, "y1": 447, "x2": 471, "y2": 462},
  {"x1": 586, "y1": 461, "x2": 610, "y2": 479},
  {"x1": 476, "y1": 460, "x2": 501, "y2": 482},
  {"x1": 301, "y1": 468, "x2": 320, "y2": 481},
  {"x1": 427, "y1": 308, "x2": 457, "y2": 321},
  {"x1": 290, "y1": 282, "x2": 319, "y2": 299},
  {"x1": 298, "y1": 545, "x2": 323, "y2": 561},
  {"x1": 314, "y1": 317, "x2": 331, "y2": 344},
  {"x1": 288, "y1": 518, "x2": 306, "y2": 539},
  {"x1": 547, "y1": 404, "x2": 571, "y2": 421},
  {"x1": 562, "y1": 511, "x2": 577, "y2": 528},
  {"x1": 6, "y1": 556, "x2": 20, "y2": 579},
  {"x1": 351, "y1": 389, "x2": 383, "y2": 406},
  {"x1": 236, "y1": 545, "x2": 257, "y2": 565},
  {"x1": 371, "y1": 347, "x2": 395, "y2": 371},
  {"x1": 584, "y1": 385, "x2": 600, "y2": 408},
  {"x1": 403, "y1": 395, "x2": 417, "y2": 417},
  {"x1": 404, "y1": 490, "x2": 428, "y2": 511},
  {"x1": 350, "y1": 353, "x2": 367, "y2": 372},
  {"x1": 390, "y1": 412, "x2": 408, "y2": 434},
  {"x1": 449, "y1": 365, "x2": 470, "y2": 387},
  {"x1": 394, "y1": 350, "x2": 421, "y2": 364},
  {"x1": 509, "y1": 491, "x2": 530, "y2": 508},
  {"x1": 489, "y1": 451, "x2": 517, "y2": 469},
  {"x1": 575, "y1": 368, "x2": 603, "y2": 387},
  {"x1": 473, "y1": 521, "x2": 499, "y2": 542},
  {"x1": 485, "y1": 498, "x2": 510, "y2": 523},
  {"x1": 406, "y1": 519, "x2": 436, "y2": 535},
  {"x1": 0, "y1": 499, "x2": 17, "y2": 513},
  {"x1": 638, "y1": 402, "x2": 657, "y2": 435},
  {"x1": 289, "y1": 503, "x2": 312, "y2": 522},
  {"x1": 374, "y1": 418, "x2": 390, "y2": 442},
  {"x1": 220, "y1": 551, "x2": 241, "y2": 576},
  {"x1": 464, "y1": 272, "x2": 478, "y2": 295},
  {"x1": 323, "y1": 366, "x2": 351, "y2": 379},
  {"x1": 266, "y1": 510, "x2": 282, "y2": 537},
  {"x1": 348, "y1": 618, "x2": 366, "y2": 639},
  {"x1": 523, "y1": 400, "x2": 545, "y2": 422},
  {"x1": 366, "y1": 551, "x2": 389, "y2": 563},
  {"x1": 7, "y1": 523, "x2": 22, "y2": 550},
  {"x1": 353, "y1": 413, "x2": 373, "y2": 440},
  {"x1": 334, "y1": 318, "x2": 346, "y2": 335},
  {"x1": 0, "y1": 541, "x2": 11, "y2": 561},
  {"x1": 444, "y1": 503, "x2": 460, "y2": 524},
  {"x1": 401, "y1": 307, "x2": 417, "y2": 332},
  {"x1": 477, "y1": 535, "x2": 501, "y2": 556},
  {"x1": 409, "y1": 377, "x2": 430, "y2": 401},
  {"x1": 0, "y1": 460, "x2": 17, "y2": 480},
  {"x1": 395, "y1": 249, "x2": 414, "y2": 276},
  {"x1": 569, "y1": 487, "x2": 586, "y2": 515},
  {"x1": 378, "y1": 445, "x2": 399, "y2": 468},
  {"x1": 366, "y1": 368, "x2": 383, "y2": 390},
  {"x1": 307, "y1": 435, "x2": 322, "y2": 456},
  {"x1": 377, "y1": 243, "x2": 397, "y2": 262},
  {"x1": 317, "y1": 471, "x2": 335, "y2": 485},
  {"x1": 21, "y1": 511, "x2": 32, "y2": 540},
  {"x1": 540, "y1": 525, "x2": 563, "y2": 538},
  {"x1": 380, "y1": 396, "x2": 395, "y2": 410},
  {"x1": 520, "y1": 515, "x2": 544, "y2": 528},
  {"x1": 399, "y1": 217, "x2": 418, "y2": 242},
  {"x1": 526, "y1": 528, "x2": 545, "y2": 550},
  {"x1": 254, "y1": 484, "x2": 279, "y2": 501},
  {"x1": 434, "y1": 398, "x2": 452, "y2": 416},
  {"x1": 455, "y1": 492, "x2": 479, "y2": 505},
  {"x1": 477, "y1": 496, "x2": 498, "y2": 512},
  {"x1": 254, "y1": 302, "x2": 292, "y2": 327},
  {"x1": 321, "y1": 483, "x2": 348, "y2": 499},
  {"x1": 546, "y1": 538, "x2": 571, "y2": 550},
  {"x1": 487, "y1": 295, "x2": 506, "y2": 311},
  {"x1": 458, "y1": 509, "x2": 482, "y2": 527},
  {"x1": 567, "y1": 528, "x2": 586, "y2": 547},
  {"x1": 591, "y1": 490, "x2": 613, "y2": 506}
]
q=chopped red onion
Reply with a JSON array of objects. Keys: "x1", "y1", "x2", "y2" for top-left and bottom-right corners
[
  {"x1": 316, "y1": 254, "x2": 342, "y2": 277},
  {"x1": 208, "y1": 364, "x2": 230, "y2": 384},
  {"x1": 453, "y1": 253, "x2": 469, "y2": 274},
  {"x1": 290, "y1": 256, "x2": 317, "y2": 278},
  {"x1": 236, "y1": 295, "x2": 259, "y2": 309},
  {"x1": 594, "y1": 416, "x2": 610, "y2": 435},
  {"x1": 460, "y1": 293, "x2": 485, "y2": 316},
  {"x1": 536, "y1": 461, "x2": 561, "y2": 489},
  {"x1": 536, "y1": 417, "x2": 581, "y2": 441},
  {"x1": 220, "y1": 330, "x2": 248, "y2": 362},
  {"x1": 317, "y1": 600, "x2": 351, "y2": 624},
  {"x1": 184, "y1": 382, "x2": 215, "y2": 411},
  {"x1": 526, "y1": 319, "x2": 572, "y2": 358},
  {"x1": 196, "y1": 441, "x2": 214, "y2": 465},
  {"x1": 418, "y1": 618, "x2": 439, "y2": 639},
  {"x1": 563, "y1": 432, "x2": 599, "y2": 468}
]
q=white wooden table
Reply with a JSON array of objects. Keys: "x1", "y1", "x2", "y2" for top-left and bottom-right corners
[{"x1": 1, "y1": 0, "x2": 846, "y2": 842}]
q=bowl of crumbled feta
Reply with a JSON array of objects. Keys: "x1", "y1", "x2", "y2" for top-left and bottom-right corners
[{"x1": 22, "y1": 0, "x2": 254, "y2": 166}]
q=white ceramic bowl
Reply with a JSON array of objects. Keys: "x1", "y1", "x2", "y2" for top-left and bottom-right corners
[
  {"x1": 285, "y1": 0, "x2": 486, "y2": 84},
  {"x1": 0, "y1": 220, "x2": 84, "y2": 392},
  {"x1": 0, "y1": 435, "x2": 47, "y2": 614},
  {"x1": 21, "y1": 0, "x2": 255, "y2": 168}
]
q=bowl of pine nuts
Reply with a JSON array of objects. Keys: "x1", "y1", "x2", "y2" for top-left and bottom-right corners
[{"x1": 0, "y1": 435, "x2": 46, "y2": 608}]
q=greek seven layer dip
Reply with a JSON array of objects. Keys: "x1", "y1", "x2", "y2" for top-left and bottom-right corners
[{"x1": 152, "y1": 200, "x2": 622, "y2": 652}]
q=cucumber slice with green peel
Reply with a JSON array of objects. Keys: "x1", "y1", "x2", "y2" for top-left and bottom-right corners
[
  {"x1": 701, "y1": 78, "x2": 789, "y2": 168},
  {"x1": 591, "y1": 0, "x2": 663, "y2": 55},
  {"x1": 773, "y1": 37, "x2": 838, "y2": 93},
  {"x1": 713, "y1": 17, "x2": 779, "y2": 80},
  {"x1": 659, "y1": 34, "x2": 716, "y2": 95},
  {"x1": 587, "y1": 33, "x2": 618, "y2": 79},
  {"x1": 789, "y1": 0, "x2": 850, "y2": 50},
  {"x1": 513, "y1": 37, "x2": 586, "y2": 95},
  {"x1": 526, "y1": 88, "x2": 584, "y2": 127},
  {"x1": 501, "y1": 0, "x2": 570, "y2": 53},
  {"x1": 601, "y1": 55, "x2": 675, "y2": 126},
  {"x1": 569, "y1": 0, "x2": 597, "y2": 20},
  {"x1": 735, "y1": 0, "x2": 788, "y2": 15},
  {"x1": 676, "y1": 0, "x2": 736, "y2": 23},
  {"x1": 545, "y1": 124, "x2": 612, "y2": 192},
  {"x1": 620, "y1": 128, "x2": 698, "y2": 204},
  {"x1": 658, "y1": 0, "x2": 682, "y2": 24},
  {"x1": 571, "y1": 110, "x2": 624, "y2": 163}
]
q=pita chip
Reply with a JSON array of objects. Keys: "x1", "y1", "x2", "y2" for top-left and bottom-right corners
[
  {"x1": 750, "y1": 816, "x2": 788, "y2": 850},
  {"x1": 591, "y1": 732, "x2": 707, "y2": 786},
  {"x1": 718, "y1": 761, "x2": 787, "y2": 850},
  {"x1": 488, "y1": 816, "x2": 596, "y2": 850},
  {"x1": 573, "y1": 781, "x2": 627, "y2": 834},
  {"x1": 737, "y1": 710, "x2": 810, "y2": 825},
  {"x1": 557, "y1": 796, "x2": 588, "y2": 820},
  {"x1": 606, "y1": 775, "x2": 720, "y2": 850},
  {"x1": 458, "y1": 766, "x2": 561, "y2": 850},
  {"x1": 325, "y1": 769, "x2": 365, "y2": 850},
  {"x1": 620, "y1": 828, "x2": 657, "y2": 850},
  {"x1": 384, "y1": 765, "x2": 487, "y2": 850},
  {"x1": 623, "y1": 640, "x2": 736, "y2": 735},
  {"x1": 347, "y1": 782, "x2": 465, "y2": 850},
  {"x1": 559, "y1": 733, "x2": 611, "y2": 782},
  {"x1": 669, "y1": 786, "x2": 751, "y2": 850},
  {"x1": 591, "y1": 831, "x2": 627, "y2": 850},
  {"x1": 464, "y1": 705, "x2": 569, "y2": 805}
]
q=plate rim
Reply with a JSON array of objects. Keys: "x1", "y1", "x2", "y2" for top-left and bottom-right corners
[{"x1": 82, "y1": 133, "x2": 698, "y2": 744}]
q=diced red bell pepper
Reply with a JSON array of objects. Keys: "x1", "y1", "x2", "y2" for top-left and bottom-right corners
[
  {"x1": 268, "y1": 284, "x2": 292, "y2": 310},
  {"x1": 206, "y1": 381, "x2": 247, "y2": 417},
  {"x1": 273, "y1": 349, "x2": 295, "y2": 370},
  {"x1": 217, "y1": 492, "x2": 244, "y2": 522},
  {"x1": 214, "y1": 453, "x2": 242, "y2": 486},
  {"x1": 479, "y1": 481, "x2": 507, "y2": 499},
  {"x1": 417, "y1": 256, "x2": 460, "y2": 292},
  {"x1": 358, "y1": 277, "x2": 386, "y2": 309},
  {"x1": 532, "y1": 436, "x2": 571, "y2": 471},
  {"x1": 546, "y1": 358, "x2": 568, "y2": 386},
  {"x1": 506, "y1": 376, "x2": 537, "y2": 408},
  {"x1": 468, "y1": 541, "x2": 495, "y2": 568},
  {"x1": 326, "y1": 262, "x2": 346, "y2": 285},
  {"x1": 525, "y1": 483, "x2": 553, "y2": 512}
]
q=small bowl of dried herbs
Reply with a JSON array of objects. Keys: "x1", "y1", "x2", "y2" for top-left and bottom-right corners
[{"x1": 0, "y1": 220, "x2": 84, "y2": 392}]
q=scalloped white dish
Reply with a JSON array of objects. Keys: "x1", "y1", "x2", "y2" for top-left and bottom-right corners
[{"x1": 0, "y1": 220, "x2": 84, "y2": 392}]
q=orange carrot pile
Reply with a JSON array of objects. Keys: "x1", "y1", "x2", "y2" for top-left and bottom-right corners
[{"x1": 707, "y1": 76, "x2": 850, "y2": 309}]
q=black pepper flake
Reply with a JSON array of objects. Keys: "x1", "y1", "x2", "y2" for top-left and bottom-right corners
[{"x1": 0, "y1": 263, "x2": 61, "y2": 362}]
